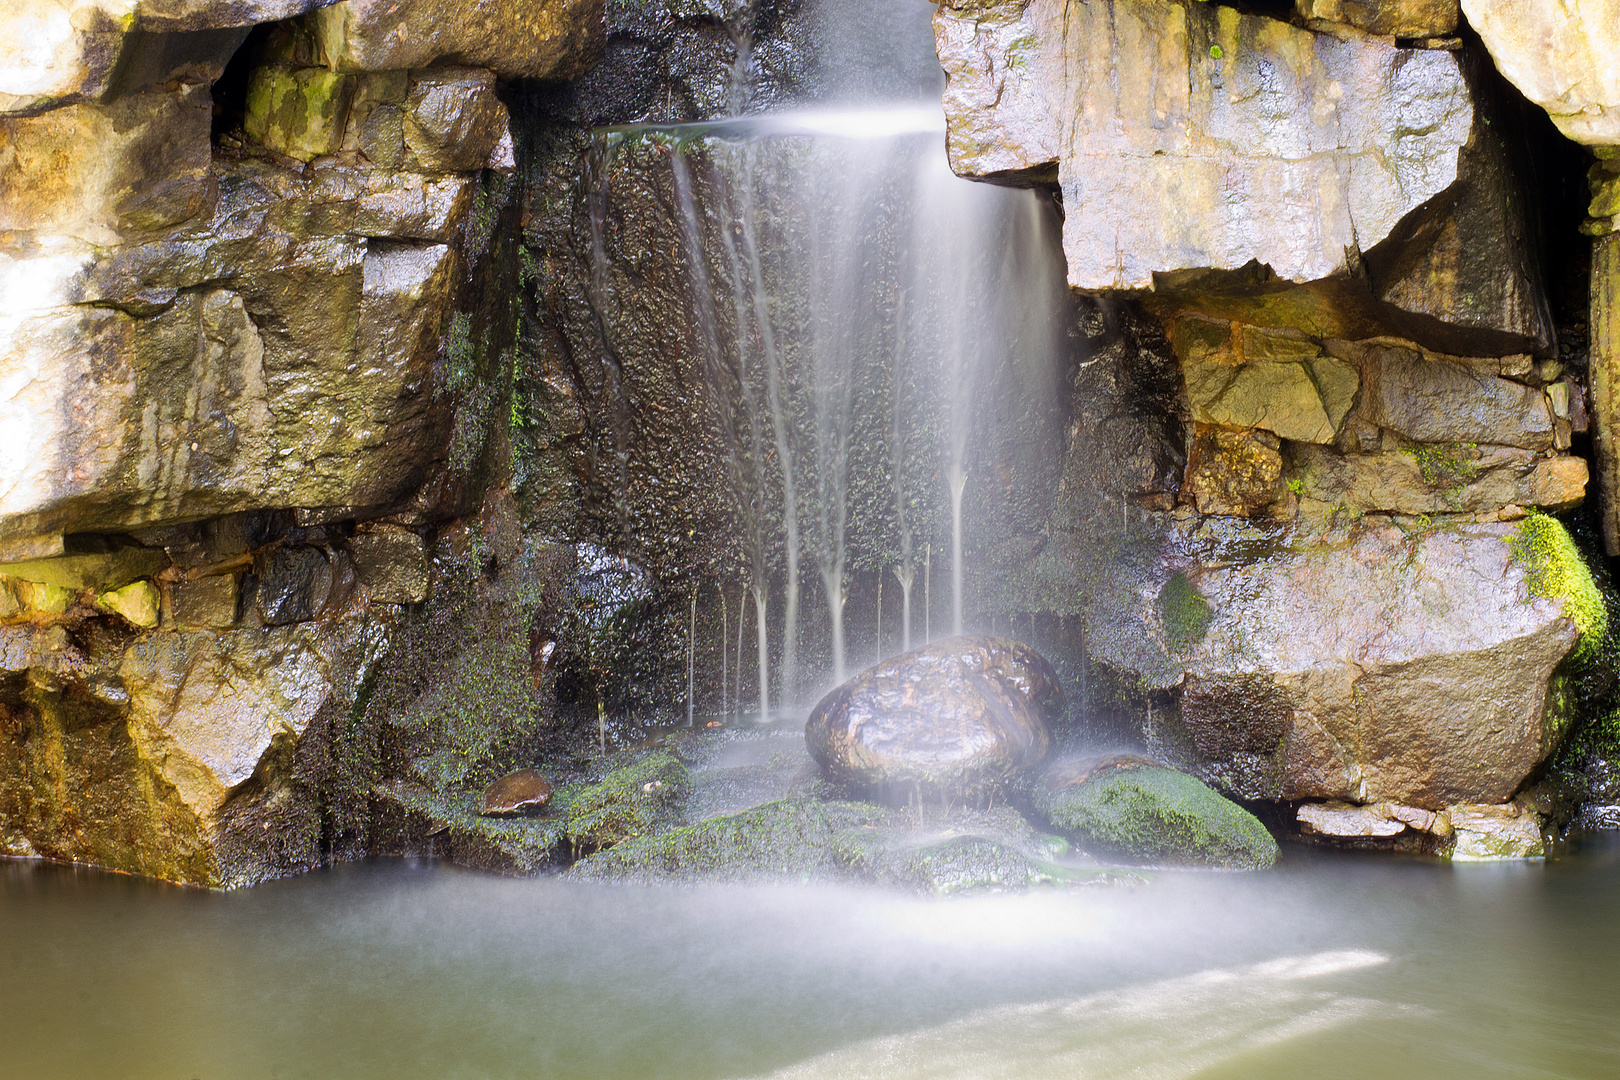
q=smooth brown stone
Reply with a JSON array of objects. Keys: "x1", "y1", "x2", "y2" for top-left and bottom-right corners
[{"x1": 480, "y1": 769, "x2": 554, "y2": 817}]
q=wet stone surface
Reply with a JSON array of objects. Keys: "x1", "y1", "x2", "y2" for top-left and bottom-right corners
[
  {"x1": 805, "y1": 634, "x2": 1062, "y2": 803},
  {"x1": 480, "y1": 770, "x2": 555, "y2": 817}
]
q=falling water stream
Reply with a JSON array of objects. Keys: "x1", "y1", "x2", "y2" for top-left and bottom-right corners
[{"x1": 605, "y1": 105, "x2": 1068, "y2": 709}]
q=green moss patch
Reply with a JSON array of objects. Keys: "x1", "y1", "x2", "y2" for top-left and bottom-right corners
[
  {"x1": 1159, "y1": 572, "x2": 1213, "y2": 655},
  {"x1": 1039, "y1": 765, "x2": 1277, "y2": 869},
  {"x1": 1510, "y1": 512, "x2": 1607, "y2": 662},
  {"x1": 568, "y1": 797, "x2": 881, "y2": 884},
  {"x1": 564, "y1": 751, "x2": 689, "y2": 852}
]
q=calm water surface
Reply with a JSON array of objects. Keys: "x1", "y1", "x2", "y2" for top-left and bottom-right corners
[{"x1": 5, "y1": 836, "x2": 1620, "y2": 1080}]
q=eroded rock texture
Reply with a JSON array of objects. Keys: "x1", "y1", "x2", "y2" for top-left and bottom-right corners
[
  {"x1": 934, "y1": 0, "x2": 1473, "y2": 290},
  {"x1": 0, "y1": 0, "x2": 605, "y2": 885}
]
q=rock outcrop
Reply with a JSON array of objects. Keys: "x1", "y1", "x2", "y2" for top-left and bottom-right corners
[
  {"x1": 1161, "y1": 318, "x2": 1588, "y2": 520},
  {"x1": 1463, "y1": 0, "x2": 1620, "y2": 146},
  {"x1": 805, "y1": 635, "x2": 1061, "y2": 801},
  {"x1": 0, "y1": 0, "x2": 604, "y2": 885},
  {"x1": 1089, "y1": 515, "x2": 1594, "y2": 810},
  {"x1": 1295, "y1": 796, "x2": 1546, "y2": 858},
  {"x1": 1296, "y1": 0, "x2": 1459, "y2": 38},
  {"x1": 934, "y1": 0, "x2": 1473, "y2": 290}
]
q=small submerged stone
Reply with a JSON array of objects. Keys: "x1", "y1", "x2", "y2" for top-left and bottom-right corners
[
  {"x1": 1036, "y1": 755, "x2": 1278, "y2": 870},
  {"x1": 804, "y1": 634, "x2": 1061, "y2": 802},
  {"x1": 479, "y1": 769, "x2": 555, "y2": 817}
]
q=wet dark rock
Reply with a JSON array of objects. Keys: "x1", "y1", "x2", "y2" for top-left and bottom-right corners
[
  {"x1": 256, "y1": 545, "x2": 332, "y2": 625},
  {"x1": 1036, "y1": 756, "x2": 1278, "y2": 869},
  {"x1": 349, "y1": 524, "x2": 429, "y2": 604},
  {"x1": 805, "y1": 634, "x2": 1061, "y2": 802},
  {"x1": 479, "y1": 769, "x2": 555, "y2": 817},
  {"x1": 169, "y1": 573, "x2": 240, "y2": 629},
  {"x1": 371, "y1": 783, "x2": 569, "y2": 876}
]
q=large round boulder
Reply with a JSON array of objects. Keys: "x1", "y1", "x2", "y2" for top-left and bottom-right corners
[
  {"x1": 805, "y1": 635, "x2": 1061, "y2": 802},
  {"x1": 1036, "y1": 755, "x2": 1278, "y2": 869}
]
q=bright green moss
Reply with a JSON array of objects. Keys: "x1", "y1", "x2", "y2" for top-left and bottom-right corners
[
  {"x1": 1510, "y1": 512, "x2": 1607, "y2": 661},
  {"x1": 1405, "y1": 441, "x2": 1480, "y2": 497}
]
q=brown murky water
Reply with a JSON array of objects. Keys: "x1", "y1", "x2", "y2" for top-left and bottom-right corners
[{"x1": 4, "y1": 836, "x2": 1619, "y2": 1079}]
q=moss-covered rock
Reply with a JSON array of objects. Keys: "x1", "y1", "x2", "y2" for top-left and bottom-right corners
[
  {"x1": 564, "y1": 751, "x2": 689, "y2": 852},
  {"x1": 569, "y1": 797, "x2": 1122, "y2": 895},
  {"x1": 371, "y1": 782, "x2": 568, "y2": 876},
  {"x1": 1510, "y1": 511, "x2": 1607, "y2": 663},
  {"x1": 567, "y1": 797, "x2": 881, "y2": 884},
  {"x1": 1038, "y1": 762, "x2": 1278, "y2": 869},
  {"x1": 861, "y1": 833, "x2": 1044, "y2": 895}
]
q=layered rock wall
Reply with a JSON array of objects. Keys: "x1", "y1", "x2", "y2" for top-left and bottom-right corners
[{"x1": 0, "y1": 0, "x2": 605, "y2": 884}]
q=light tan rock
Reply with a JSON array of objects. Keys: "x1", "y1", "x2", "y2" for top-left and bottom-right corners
[
  {"x1": 1297, "y1": 801, "x2": 1407, "y2": 837},
  {"x1": 305, "y1": 0, "x2": 605, "y2": 81},
  {"x1": 0, "y1": 83, "x2": 213, "y2": 242},
  {"x1": 1293, "y1": 444, "x2": 1587, "y2": 515},
  {"x1": 0, "y1": 541, "x2": 167, "y2": 589},
  {"x1": 1296, "y1": 0, "x2": 1459, "y2": 37},
  {"x1": 1462, "y1": 0, "x2": 1620, "y2": 146},
  {"x1": 0, "y1": 611, "x2": 387, "y2": 885},
  {"x1": 934, "y1": 0, "x2": 1472, "y2": 289},
  {"x1": 1448, "y1": 800, "x2": 1544, "y2": 859},
  {"x1": 1175, "y1": 318, "x2": 1358, "y2": 444},
  {"x1": 0, "y1": 1, "x2": 341, "y2": 117},
  {"x1": 1, "y1": 168, "x2": 458, "y2": 550},
  {"x1": 97, "y1": 579, "x2": 159, "y2": 627}
]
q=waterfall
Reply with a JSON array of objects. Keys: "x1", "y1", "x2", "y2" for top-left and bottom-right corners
[{"x1": 593, "y1": 104, "x2": 1067, "y2": 705}]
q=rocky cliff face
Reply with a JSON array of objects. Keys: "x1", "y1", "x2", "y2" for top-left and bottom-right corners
[
  {"x1": 0, "y1": 0, "x2": 603, "y2": 885},
  {"x1": 933, "y1": 0, "x2": 1617, "y2": 852},
  {"x1": 1, "y1": 0, "x2": 1617, "y2": 882}
]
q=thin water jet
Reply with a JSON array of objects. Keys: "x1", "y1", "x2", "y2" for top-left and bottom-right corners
[{"x1": 948, "y1": 467, "x2": 968, "y2": 637}]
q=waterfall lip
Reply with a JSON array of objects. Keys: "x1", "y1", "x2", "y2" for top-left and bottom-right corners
[{"x1": 597, "y1": 106, "x2": 947, "y2": 142}]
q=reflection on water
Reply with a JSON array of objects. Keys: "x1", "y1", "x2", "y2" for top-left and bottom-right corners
[
  {"x1": 753, "y1": 950, "x2": 1403, "y2": 1080},
  {"x1": 4, "y1": 837, "x2": 1620, "y2": 1080}
]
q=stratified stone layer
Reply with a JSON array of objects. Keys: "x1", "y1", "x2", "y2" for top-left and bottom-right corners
[{"x1": 934, "y1": 0, "x2": 1472, "y2": 289}]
